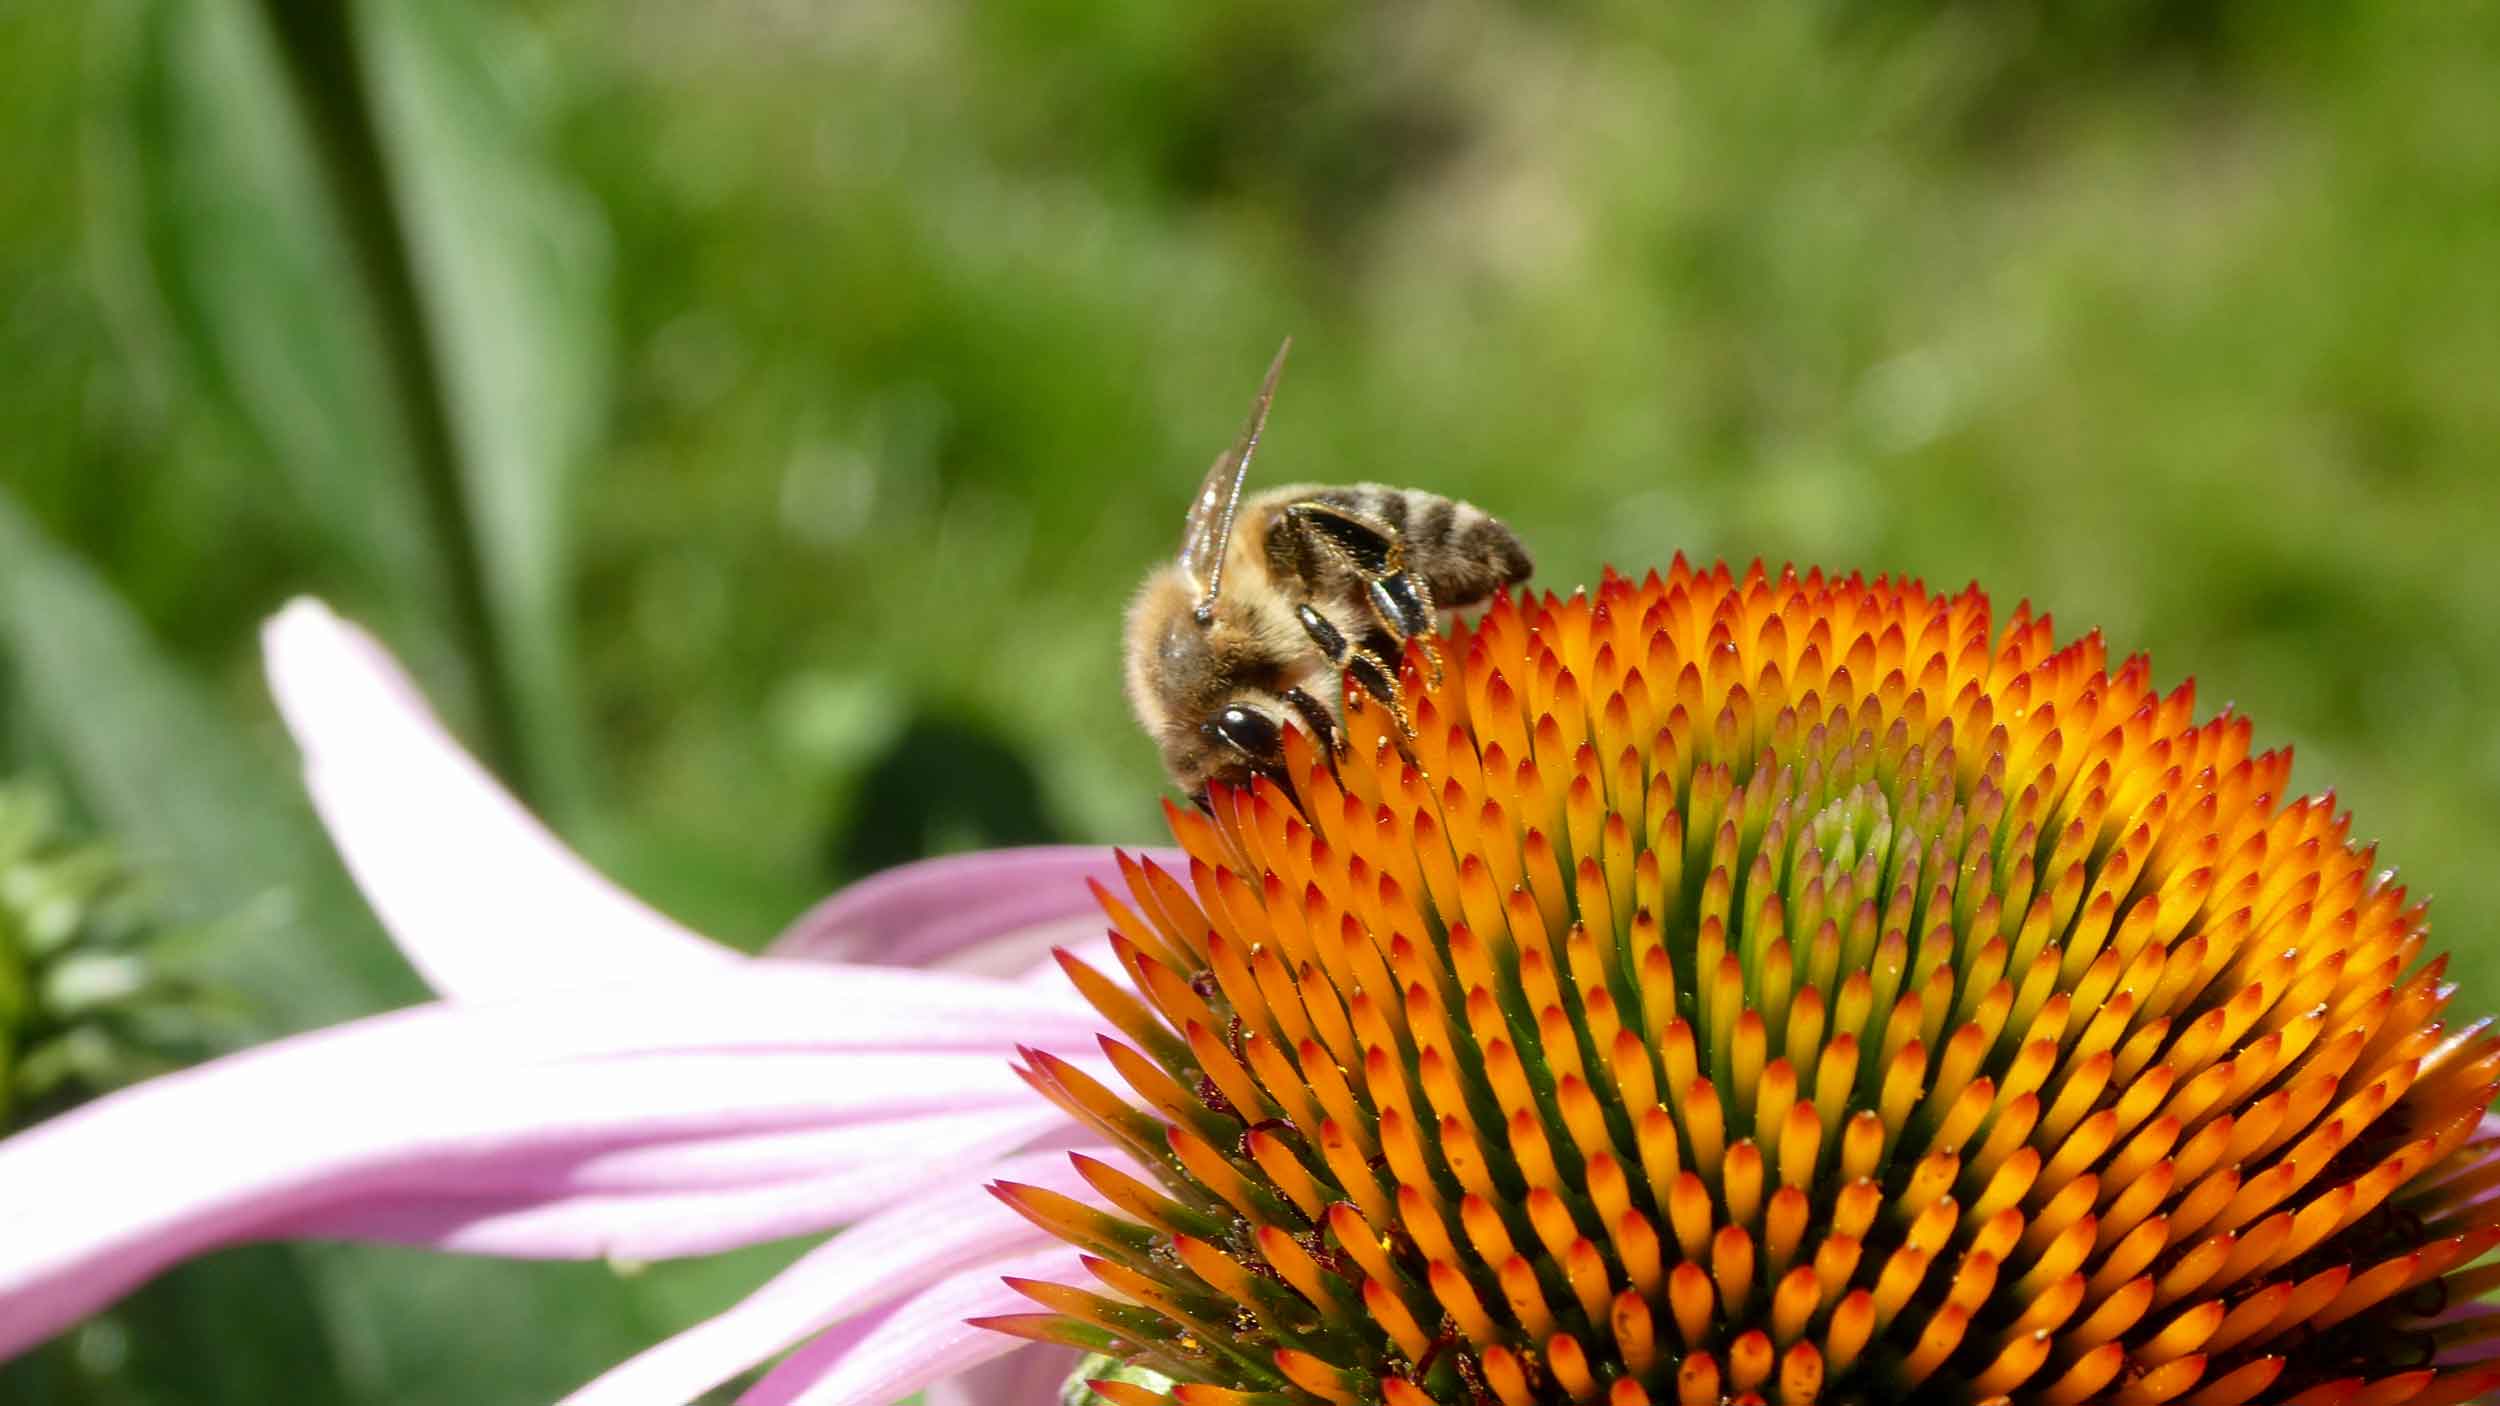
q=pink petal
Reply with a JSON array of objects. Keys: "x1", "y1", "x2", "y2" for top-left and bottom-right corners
[
  {"x1": 295, "y1": 1103, "x2": 1077, "y2": 1258},
  {"x1": 392, "y1": 1106, "x2": 1069, "y2": 1193},
  {"x1": 563, "y1": 1150, "x2": 1110, "y2": 1405},
  {"x1": 923, "y1": 1344, "x2": 1084, "y2": 1406},
  {"x1": 0, "y1": 961, "x2": 1092, "y2": 1356},
  {"x1": 771, "y1": 847, "x2": 1186, "y2": 974},
  {"x1": 263, "y1": 598, "x2": 735, "y2": 997},
  {"x1": 741, "y1": 1246, "x2": 1090, "y2": 1406}
]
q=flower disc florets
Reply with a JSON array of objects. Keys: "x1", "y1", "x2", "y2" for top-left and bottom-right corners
[{"x1": 986, "y1": 560, "x2": 2500, "y2": 1406}]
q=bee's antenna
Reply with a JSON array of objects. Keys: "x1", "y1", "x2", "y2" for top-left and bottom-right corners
[{"x1": 1192, "y1": 337, "x2": 1292, "y2": 624}]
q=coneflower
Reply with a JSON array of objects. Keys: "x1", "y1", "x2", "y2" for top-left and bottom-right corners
[
  {"x1": 0, "y1": 574, "x2": 2490, "y2": 1406},
  {"x1": 983, "y1": 560, "x2": 2500, "y2": 1406}
]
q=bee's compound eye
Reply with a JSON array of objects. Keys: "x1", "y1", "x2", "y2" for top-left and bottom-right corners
[{"x1": 1205, "y1": 704, "x2": 1284, "y2": 763}]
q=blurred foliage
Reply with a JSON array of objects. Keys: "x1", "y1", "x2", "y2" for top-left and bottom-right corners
[
  {"x1": 1, "y1": 0, "x2": 2495, "y2": 1400},
  {"x1": 0, "y1": 778, "x2": 237, "y2": 1130}
]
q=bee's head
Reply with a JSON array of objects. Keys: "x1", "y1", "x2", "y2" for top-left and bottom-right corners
[{"x1": 1125, "y1": 569, "x2": 1312, "y2": 796}]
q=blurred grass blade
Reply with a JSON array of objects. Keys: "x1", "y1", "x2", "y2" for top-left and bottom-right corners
[
  {"x1": 94, "y1": 0, "x2": 470, "y2": 752},
  {"x1": 0, "y1": 493, "x2": 413, "y2": 1033},
  {"x1": 353, "y1": 0, "x2": 613, "y2": 821},
  {"x1": 97, "y1": 0, "x2": 609, "y2": 815}
]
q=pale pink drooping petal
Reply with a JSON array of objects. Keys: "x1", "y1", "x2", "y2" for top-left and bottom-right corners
[
  {"x1": 263, "y1": 598, "x2": 735, "y2": 998},
  {"x1": 923, "y1": 1344, "x2": 1084, "y2": 1406},
  {"x1": 0, "y1": 960, "x2": 1093, "y2": 1356},
  {"x1": 361, "y1": 1104, "x2": 1065, "y2": 1194},
  {"x1": 287, "y1": 1102, "x2": 1077, "y2": 1259},
  {"x1": 740, "y1": 1246, "x2": 1089, "y2": 1406},
  {"x1": 562, "y1": 1150, "x2": 1113, "y2": 1406},
  {"x1": 771, "y1": 846, "x2": 1185, "y2": 976}
]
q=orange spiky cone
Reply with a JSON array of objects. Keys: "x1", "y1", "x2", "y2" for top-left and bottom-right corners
[{"x1": 983, "y1": 560, "x2": 2500, "y2": 1406}]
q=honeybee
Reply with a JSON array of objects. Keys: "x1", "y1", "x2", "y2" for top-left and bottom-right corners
[{"x1": 1124, "y1": 341, "x2": 1534, "y2": 796}]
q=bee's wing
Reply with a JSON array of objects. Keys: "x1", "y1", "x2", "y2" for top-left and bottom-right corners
[{"x1": 1176, "y1": 339, "x2": 1292, "y2": 611}]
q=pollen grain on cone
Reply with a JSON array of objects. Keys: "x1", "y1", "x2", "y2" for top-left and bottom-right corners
[{"x1": 985, "y1": 559, "x2": 2500, "y2": 1406}]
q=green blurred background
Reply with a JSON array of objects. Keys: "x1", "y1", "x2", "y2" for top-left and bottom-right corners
[{"x1": 2, "y1": 0, "x2": 2496, "y2": 1401}]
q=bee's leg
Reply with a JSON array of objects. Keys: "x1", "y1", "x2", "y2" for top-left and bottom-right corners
[
  {"x1": 1293, "y1": 604, "x2": 1352, "y2": 674},
  {"x1": 1294, "y1": 604, "x2": 1416, "y2": 740},
  {"x1": 1279, "y1": 686, "x2": 1345, "y2": 764},
  {"x1": 1365, "y1": 572, "x2": 1442, "y2": 688},
  {"x1": 1343, "y1": 651, "x2": 1419, "y2": 740},
  {"x1": 1280, "y1": 502, "x2": 1445, "y2": 687}
]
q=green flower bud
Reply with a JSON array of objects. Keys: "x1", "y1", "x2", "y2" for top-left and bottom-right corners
[{"x1": 0, "y1": 780, "x2": 231, "y2": 1130}]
